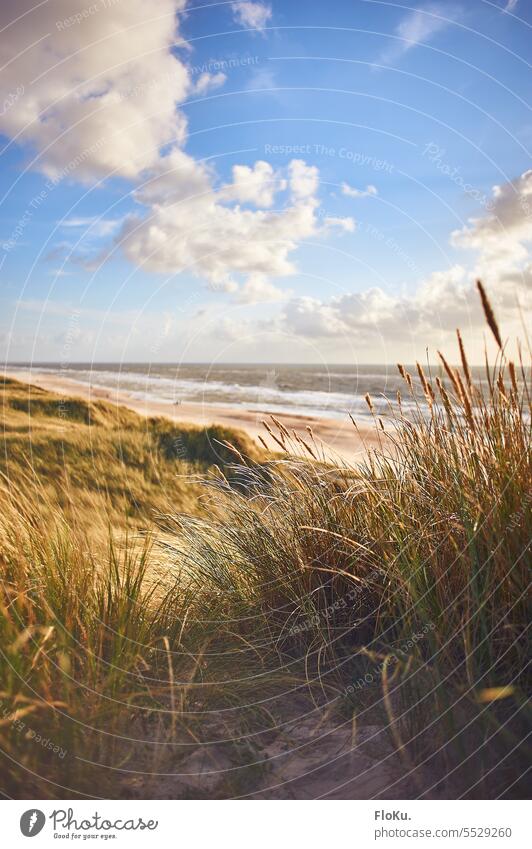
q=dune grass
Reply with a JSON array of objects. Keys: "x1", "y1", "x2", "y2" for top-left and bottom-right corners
[
  {"x1": 0, "y1": 376, "x2": 260, "y2": 532},
  {"x1": 0, "y1": 284, "x2": 530, "y2": 799},
  {"x1": 0, "y1": 378, "x2": 267, "y2": 796}
]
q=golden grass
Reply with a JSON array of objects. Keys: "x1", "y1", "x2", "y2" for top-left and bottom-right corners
[
  {"x1": 0, "y1": 283, "x2": 530, "y2": 799},
  {"x1": 0, "y1": 376, "x2": 260, "y2": 534}
]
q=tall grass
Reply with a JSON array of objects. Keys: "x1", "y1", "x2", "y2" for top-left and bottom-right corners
[
  {"x1": 163, "y1": 284, "x2": 531, "y2": 797},
  {"x1": 0, "y1": 284, "x2": 530, "y2": 798},
  {"x1": 0, "y1": 380, "x2": 263, "y2": 797}
]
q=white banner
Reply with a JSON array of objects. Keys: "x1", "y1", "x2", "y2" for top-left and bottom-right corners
[{"x1": 1, "y1": 799, "x2": 527, "y2": 848}]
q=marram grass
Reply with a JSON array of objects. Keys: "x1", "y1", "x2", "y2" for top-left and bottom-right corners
[{"x1": 0, "y1": 284, "x2": 530, "y2": 798}]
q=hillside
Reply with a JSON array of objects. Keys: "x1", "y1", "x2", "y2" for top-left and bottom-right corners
[{"x1": 1, "y1": 375, "x2": 261, "y2": 532}]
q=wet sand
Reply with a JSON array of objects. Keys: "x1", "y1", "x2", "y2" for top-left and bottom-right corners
[{"x1": 5, "y1": 370, "x2": 389, "y2": 464}]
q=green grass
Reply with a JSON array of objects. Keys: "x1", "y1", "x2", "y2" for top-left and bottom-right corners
[{"x1": 0, "y1": 285, "x2": 530, "y2": 799}]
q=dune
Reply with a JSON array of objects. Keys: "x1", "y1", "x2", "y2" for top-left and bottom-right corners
[{"x1": 5, "y1": 369, "x2": 388, "y2": 464}]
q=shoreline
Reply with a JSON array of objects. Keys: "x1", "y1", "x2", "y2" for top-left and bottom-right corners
[{"x1": 4, "y1": 369, "x2": 388, "y2": 464}]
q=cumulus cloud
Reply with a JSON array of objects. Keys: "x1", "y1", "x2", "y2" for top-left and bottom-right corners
[
  {"x1": 276, "y1": 258, "x2": 528, "y2": 348},
  {"x1": 113, "y1": 142, "x2": 352, "y2": 296},
  {"x1": 451, "y1": 170, "x2": 532, "y2": 266},
  {"x1": 0, "y1": 0, "x2": 190, "y2": 180},
  {"x1": 289, "y1": 160, "x2": 319, "y2": 200},
  {"x1": 230, "y1": 1, "x2": 272, "y2": 31},
  {"x1": 221, "y1": 160, "x2": 286, "y2": 208},
  {"x1": 281, "y1": 286, "x2": 415, "y2": 339},
  {"x1": 0, "y1": 1, "x2": 355, "y2": 300},
  {"x1": 235, "y1": 275, "x2": 286, "y2": 303},
  {"x1": 274, "y1": 171, "x2": 532, "y2": 347},
  {"x1": 119, "y1": 154, "x2": 348, "y2": 292},
  {"x1": 341, "y1": 183, "x2": 378, "y2": 199},
  {"x1": 276, "y1": 268, "x2": 470, "y2": 342},
  {"x1": 281, "y1": 296, "x2": 349, "y2": 338},
  {"x1": 132, "y1": 148, "x2": 214, "y2": 208}
]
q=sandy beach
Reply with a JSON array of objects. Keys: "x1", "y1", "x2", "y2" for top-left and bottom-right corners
[{"x1": 5, "y1": 369, "x2": 387, "y2": 464}]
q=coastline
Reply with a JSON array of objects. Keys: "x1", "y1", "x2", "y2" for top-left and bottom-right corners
[{"x1": 4, "y1": 369, "x2": 388, "y2": 464}]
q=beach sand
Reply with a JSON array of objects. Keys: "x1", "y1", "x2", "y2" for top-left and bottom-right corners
[{"x1": 5, "y1": 369, "x2": 388, "y2": 464}]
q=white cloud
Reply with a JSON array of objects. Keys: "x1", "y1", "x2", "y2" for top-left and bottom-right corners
[
  {"x1": 230, "y1": 1, "x2": 272, "y2": 31},
  {"x1": 273, "y1": 170, "x2": 532, "y2": 349},
  {"x1": 0, "y1": 0, "x2": 190, "y2": 181},
  {"x1": 451, "y1": 170, "x2": 532, "y2": 266},
  {"x1": 235, "y1": 275, "x2": 286, "y2": 304},
  {"x1": 222, "y1": 160, "x2": 286, "y2": 208},
  {"x1": 276, "y1": 268, "x2": 469, "y2": 343},
  {"x1": 341, "y1": 183, "x2": 378, "y2": 199},
  {"x1": 504, "y1": 0, "x2": 518, "y2": 11},
  {"x1": 276, "y1": 255, "x2": 528, "y2": 349},
  {"x1": 281, "y1": 296, "x2": 349, "y2": 338},
  {"x1": 378, "y1": 3, "x2": 459, "y2": 66},
  {"x1": 193, "y1": 71, "x2": 227, "y2": 94},
  {"x1": 323, "y1": 216, "x2": 357, "y2": 233},
  {"x1": 116, "y1": 144, "x2": 353, "y2": 290},
  {"x1": 289, "y1": 160, "x2": 319, "y2": 200},
  {"x1": 0, "y1": 2, "x2": 355, "y2": 297},
  {"x1": 119, "y1": 156, "x2": 347, "y2": 289},
  {"x1": 212, "y1": 316, "x2": 254, "y2": 342},
  {"x1": 133, "y1": 148, "x2": 214, "y2": 207}
]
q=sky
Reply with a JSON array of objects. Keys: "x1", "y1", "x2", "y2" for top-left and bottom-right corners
[{"x1": 0, "y1": 0, "x2": 530, "y2": 365}]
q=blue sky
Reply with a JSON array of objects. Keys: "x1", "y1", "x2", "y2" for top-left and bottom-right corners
[{"x1": 0, "y1": 0, "x2": 530, "y2": 364}]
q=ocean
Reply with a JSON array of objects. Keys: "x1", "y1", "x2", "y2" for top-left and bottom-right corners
[{"x1": 5, "y1": 362, "x2": 489, "y2": 422}]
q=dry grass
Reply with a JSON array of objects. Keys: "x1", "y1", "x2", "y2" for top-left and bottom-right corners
[
  {"x1": 0, "y1": 376, "x2": 260, "y2": 533},
  {"x1": 0, "y1": 284, "x2": 530, "y2": 798}
]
